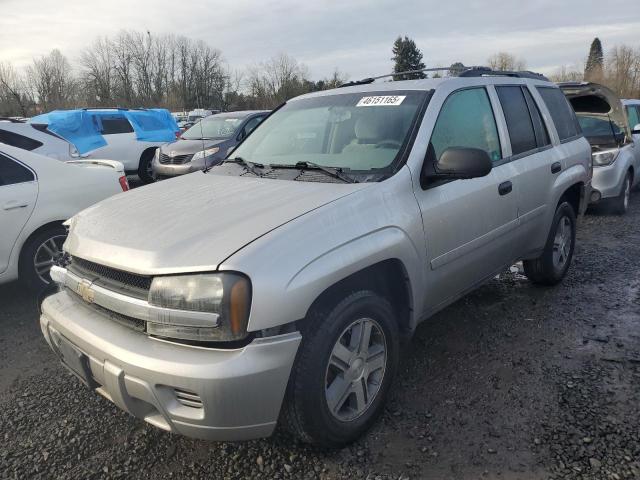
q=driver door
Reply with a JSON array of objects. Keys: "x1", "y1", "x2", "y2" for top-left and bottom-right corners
[{"x1": 413, "y1": 87, "x2": 519, "y2": 313}]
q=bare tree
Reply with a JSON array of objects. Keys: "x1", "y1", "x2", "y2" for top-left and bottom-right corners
[
  {"x1": 27, "y1": 50, "x2": 77, "y2": 111},
  {"x1": 0, "y1": 62, "x2": 31, "y2": 116},
  {"x1": 549, "y1": 65, "x2": 584, "y2": 83},
  {"x1": 487, "y1": 52, "x2": 527, "y2": 71},
  {"x1": 604, "y1": 45, "x2": 640, "y2": 98},
  {"x1": 80, "y1": 37, "x2": 114, "y2": 106}
]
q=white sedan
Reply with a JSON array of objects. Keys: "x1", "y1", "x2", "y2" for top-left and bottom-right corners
[{"x1": 0, "y1": 143, "x2": 129, "y2": 290}]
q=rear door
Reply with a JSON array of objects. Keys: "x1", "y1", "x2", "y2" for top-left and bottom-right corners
[
  {"x1": 0, "y1": 153, "x2": 37, "y2": 273},
  {"x1": 413, "y1": 87, "x2": 519, "y2": 311},
  {"x1": 494, "y1": 84, "x2": 558, "y2": 255},
  {"x1": 92, "y1": 114, "x2": 139, "y2": 169}
]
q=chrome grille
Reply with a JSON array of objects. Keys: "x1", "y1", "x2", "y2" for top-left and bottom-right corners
[
  {"x1": 69, "y1": 290, "x2": 146, "y2": 332},
  {"x1": 159, "y1": 152, "x2": 193, "y2": 165},
  {"x1": 68, "y1": 257, "x2": 151, "y2": 300}
]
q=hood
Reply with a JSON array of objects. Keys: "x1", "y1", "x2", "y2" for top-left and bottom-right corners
[
  {"x1": 559, "y1": 82, "x2": 631, "y2": 145},
  {"x1": 161, "y1": 138, "x2": 227, "y2": 155},
  {"x1": 65, "y1": 171, "x2": 368, "y2": 275}
]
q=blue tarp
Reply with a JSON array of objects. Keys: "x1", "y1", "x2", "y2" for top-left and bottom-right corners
[{"x1": 30, "y1": 108, "x2": 179, "y2": 154}]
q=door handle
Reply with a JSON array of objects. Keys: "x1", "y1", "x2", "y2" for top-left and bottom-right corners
[
  {"x1": 3, "y1": 201, "x2": 29, "y2": 211},
  {"x1": 498, "y1": 181, "x2": 512, "y2": 196},
  {"x1": 551, "y1": 162, "x2": 562, "y2": 174}
]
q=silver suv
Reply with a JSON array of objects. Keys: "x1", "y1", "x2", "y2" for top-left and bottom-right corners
[{"x1": 41, "y1": 68, "x2": 591, "y2": 448}]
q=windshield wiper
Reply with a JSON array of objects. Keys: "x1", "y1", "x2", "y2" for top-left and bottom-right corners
[
  {"x1": 220, "y1": 156, "x2": 266, "y2": 177},
  {"x1": 270, "y1": 161, "x2": 358, "y2": 183}
]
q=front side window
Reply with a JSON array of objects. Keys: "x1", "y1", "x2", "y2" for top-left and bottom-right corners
[
  {"x1": 430, "y1": 88, "x2": 501, "y2": 163},
  {"x1": 228, "y1": 90, "x2": 427, "y2": 173},
  {"x1": 0, "y1": 153, "x2": 35, "y2": 186},
  {"x1": 627, "y1": 105, "x2": 640, "y2": 130},
  {"x1": 496, "y1": 86, "x2": 537, "y2": 156},
  {"x1": 537, "y1": 87, "x2": 580, "y2": 141},
  {"x1": 182, "y1": 116, "x2": 245, "y2": 140}
]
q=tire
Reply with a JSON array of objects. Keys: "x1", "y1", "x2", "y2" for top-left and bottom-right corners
[
  {"x1": 19, "y1": 225, "x2": 67, "y2": 292},
  {"x1": 282, "y1": 291, "x2": 400, "y2": 448},
  {"x1": 608, "y1": 172, "x2": 631, "y2": 215},
  {"x1": 523, "y1": 201, "x2": 576, "y2": 286},
  {"x1": 137, "y1": 149, "x2": 156, "y2": 184}
]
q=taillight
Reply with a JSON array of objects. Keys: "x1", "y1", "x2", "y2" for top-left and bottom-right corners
[
  {"x1": 119, "y1": 176, "x2": 129, "y2": 191},
  {"x1": 175, "y1": 130, "x2": 181, "y2": 139}
]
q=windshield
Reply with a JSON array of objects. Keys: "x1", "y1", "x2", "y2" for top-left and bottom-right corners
[
  {"x1": 577, "y1": 114, "x2": 622, "y2": 139},
  {"x1": 229, "y1": 90, "x2": 427, "y2": 171},
  {"x1": 182, "y1": 116, "x2": 244, "y2": 140}
]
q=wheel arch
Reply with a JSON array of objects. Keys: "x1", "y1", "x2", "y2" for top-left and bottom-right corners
[
  {"x1": 302, "y1": 259, "x2": 414, "y2": 339},
  {"x1": 17, "y1": 220, "x2": 66, "y2": 275}
]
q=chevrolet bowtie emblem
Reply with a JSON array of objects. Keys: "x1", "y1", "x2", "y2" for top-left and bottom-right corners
[{"x1": 76, "y1": 279, "x2": 95, "y2": 304}]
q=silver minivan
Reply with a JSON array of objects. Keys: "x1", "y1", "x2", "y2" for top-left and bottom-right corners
[{"x1": 41, "y1": 68, "x2": 591, "y2": 448}]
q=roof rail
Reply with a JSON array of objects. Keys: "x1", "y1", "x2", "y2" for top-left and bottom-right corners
[
  {"x1": 0, "y1": 117, "x2": 26, "y2": 123},
  {"x1": 338, "y1": 66, "x2": 480, "y2": 88},
  {"x1": 459, "y1": 67, "x2": 549, "y2": 81}
]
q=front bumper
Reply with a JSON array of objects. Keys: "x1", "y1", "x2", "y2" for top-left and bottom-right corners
[
  {"x1": 40, "y1": 291, "x2": 301, "y2": 441},
  {"x1": 152, "y1": 158, "x2": 198, "y2": 177},
  {"x1": 590, "y1": 161, "x2": 627, "y2": 201}
]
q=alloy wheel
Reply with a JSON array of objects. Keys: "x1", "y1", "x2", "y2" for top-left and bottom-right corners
[
  {"x1": 33, "y1": 234, "x2": 66, "y2": 285},
  {"x1": 552, "y1": 216, "x2": 572, "y2": 270},
  {"x1": 324, "y1": 318, "x2": 387, "y2": 422}
]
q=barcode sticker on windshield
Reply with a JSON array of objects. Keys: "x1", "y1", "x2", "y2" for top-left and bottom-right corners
[{"x1": 356, "y1": 95, "x2": 406, "y2": 107}]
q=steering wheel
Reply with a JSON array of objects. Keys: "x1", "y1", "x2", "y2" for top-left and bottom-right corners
[{"x1": 375, "y1": 139, "x2": 402, "y2": 149}]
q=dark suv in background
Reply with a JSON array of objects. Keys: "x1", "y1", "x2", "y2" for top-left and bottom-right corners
[{"x1": 152, "y1": 110, "x2": 269, "y2": 179}]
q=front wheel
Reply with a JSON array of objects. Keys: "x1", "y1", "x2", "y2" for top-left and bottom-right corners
[
  {"x1": 137, "y1": 149, "x2": 157, "y2": 184},
  {"x1": 609, "y1": 172, "x2": 631, "y2": 215},
  {"x1": 523, "y1": 201, "x2": 576, "y2": 286},
  {"x1": 282, "y1": 291, "x2": 399, "y2": 448}
]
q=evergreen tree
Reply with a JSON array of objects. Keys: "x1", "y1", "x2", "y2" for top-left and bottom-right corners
[
  {"x1": 391, "y1": 36, "x2": 426, "y2": 80},
  {"x1": 584, "y1": 38, "x2": 604, "y2": 81}
]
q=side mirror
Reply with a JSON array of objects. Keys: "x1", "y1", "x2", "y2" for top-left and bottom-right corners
[
  {"x1": 237, "y1": 130, "x2": 246, "y2": 142},
  {"x1": 430, "y1": 147, "x2": 493, "y2": 180},
  {"x1": 632, "y1": 124, "x2": 640, "y2": 135}
]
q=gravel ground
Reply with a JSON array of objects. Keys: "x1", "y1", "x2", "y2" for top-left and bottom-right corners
[{"x1": 2, "y1": 196, "x2": 640, "y2": 479}]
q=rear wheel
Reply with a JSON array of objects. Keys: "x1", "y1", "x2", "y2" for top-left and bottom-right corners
[
  {"x1": 609, "y1": 171, "x2": 631, "y2": 215},
  {"x1": 523, "y1": 201, "x2": 576, "y2": 286},
  {"x1": 19, "y1": 225, "x2": 67, "y2": 291},
  {"x1": 282, "y1": 291, "x2": 399, "y2": 448},
  {"x1": 137, "y1": 149, "x2": 157, "y2": 184}
]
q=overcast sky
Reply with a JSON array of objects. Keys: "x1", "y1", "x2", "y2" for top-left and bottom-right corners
[{"x1": 1, "y1": 0, "x2": 639, "y2": 80}]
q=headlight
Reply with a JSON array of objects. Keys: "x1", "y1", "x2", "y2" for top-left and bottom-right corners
[
  {"x1": 592, "y1": 148, "x2": 619, "y2": 167},
  {"x1": 148, "y1": 273, "x2": 251, "y2": 342},
  {"x1": 192, "y1": 147, "x2": 220, "y2": 161}
]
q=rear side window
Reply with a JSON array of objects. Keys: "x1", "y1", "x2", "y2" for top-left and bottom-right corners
[
  {"x1": 430, "y1": 87, "x2": 502, "y2": 163},
  {"x1": 496, "y1": 86, "x2": 537, "y2": 156},
  {"x1": 627, "y1": 105, "x2": 640, "y2": 130},
  {"x1": 100, "y1": 117, "x2": 134, "y2": 135},
  {"x1": 0, "y1": 153, "x2": 35, "y2": 186},
  {"x1": 0, "y1": 129, "x2": 43, "y2": 151},
  {"x1": 522, "y1": 88, "x2": 551, "y2": 147},
  {"x1": 536, "y1": 87, "x2": 580, "y2": 141}
]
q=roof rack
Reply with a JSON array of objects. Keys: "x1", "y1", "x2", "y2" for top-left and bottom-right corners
[
  {"x1": 339, "y1": 65, "x2": 549, "y2": 88},
  {"x1": 459, "y1": 67, "x2": 549, "y2": 81}
]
